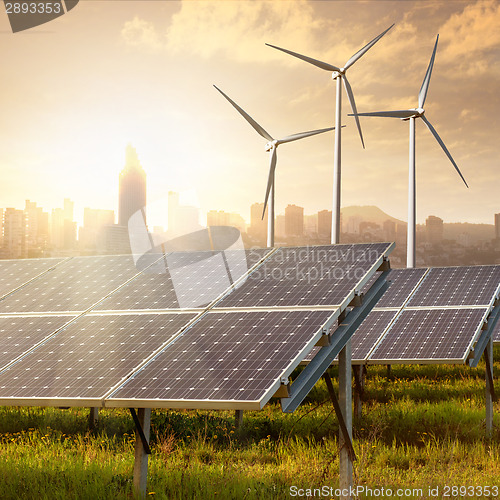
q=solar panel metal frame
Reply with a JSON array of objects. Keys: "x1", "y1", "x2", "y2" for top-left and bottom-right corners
[
  {"x1": 0, "y1": 310, "x2": 202, "y2": 408},
  {"x1": 0, "y1": 243, "x2": 394, "y2": 410}
]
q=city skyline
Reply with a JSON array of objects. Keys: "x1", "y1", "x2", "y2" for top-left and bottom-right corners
[{"x1": 1, "y1": 1, "x2": 499, "y2": 226}]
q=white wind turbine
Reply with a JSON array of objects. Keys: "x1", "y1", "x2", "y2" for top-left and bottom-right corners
[
  {"x1": 349, "y1": 34, "x2": 468, "y2": 268},
  {"x1": 266, "y1": 24, "x2": 394, "y2": 244},
  {"x1": 214, "y1": 85, "x2": 336, "y2": 247}
]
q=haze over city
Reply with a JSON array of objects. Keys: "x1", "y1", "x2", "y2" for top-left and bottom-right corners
[{"x1": 1, "y1": 0, "x2": 499, "y2": 226}]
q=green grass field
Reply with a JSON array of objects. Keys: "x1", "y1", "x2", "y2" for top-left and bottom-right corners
[{"x1": 0, "y1": 349, "x2": 499, "y2": 499}]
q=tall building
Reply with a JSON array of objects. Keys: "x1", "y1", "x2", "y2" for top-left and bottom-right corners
[
  {"x1": 304, "y1": 214, "x2": 318, "y2": 236},
  {"x1": 383, "y1": 220, "x2": 397, "y2": 241},
  {"x1": 426, "y1": 215, "x2": 444, "y2": 244},
  {"x1": 495, "y1": 213, "x2": 500, "y2": 240},
  {"x1": 3, "y1": 208, "x2": 26, "y2": 259},
  {"x1": 318, "y1": 210, "x2": 332, "y2": 240},
  {"x1": 207, "y1": 210, "x2": 246, "y2": 233},
  {"x1": 51, "y1": 202, "x2": 77, "y2": 251},
  {"x1": 249, "y1": 202, "x2": 268, "y2": 243},
  {"x1": 25, "y1": 200, "x2": 49, "y2": 256},
  {"x1": 119, "y1": 144, "x2": 146, "y2": 227},
  {"x1": 79, "y1": 208, "x2": 115, "y2": 250},
  {"x1": 285, "y1": 204, "x2": 304, "y2": 237}
]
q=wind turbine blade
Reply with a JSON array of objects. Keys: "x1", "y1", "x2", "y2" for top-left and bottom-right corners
[
  {"x1": 278, "y1": 126, "x2": 335, "y2": 145},
  {"x1": 265, "y1": 43, "x2": 340, "y2": 72},
  {"x1": 262, "y1": 147, "x2": 278, "y2": 219},
  {"x1": 214, "y1": 85, "x2": 273, "y2": 141},
  {"x1": 343, "y1": 24, "x2": 395, "y2": 70},
  {"x1": 343, "y1": 75, "x2": 365, "y2": 148},
  {"x1": 421, "y1": 115, "x2": 469, "y2": 188},
  {"x1": 348, "y1": 109, "x2": 416, "y2": 118},
  {"x1": 418, "y1": 34, "x2": 439, "y2": 109}
]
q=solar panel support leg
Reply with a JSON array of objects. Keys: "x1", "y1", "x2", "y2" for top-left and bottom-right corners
[
  {"x1": 88, "y1": 407, "x2": 99, "y2": 429},
  {"x1": 353, "y1": 365, "x2": 365, "y2": 420},
  {"x1": 235, "y1": 410, "x2": 244, "y2": 429},
  {"x1": 131, "y1": 408, "x2": 151, "y2": 498},
  {"x1": 485, "y1": 338, "x2": 494, "y2": 438}
]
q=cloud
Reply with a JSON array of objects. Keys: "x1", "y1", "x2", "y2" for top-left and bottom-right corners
[
  {"x1": 439, "y1": 0, "x2": 500, "y2": 75},
  {"x1": 121, "y1": 16, "x2": 163, "y2": 51},
  {"x1": 164, "y1": 0, "x2": 329, "y2": 62}
]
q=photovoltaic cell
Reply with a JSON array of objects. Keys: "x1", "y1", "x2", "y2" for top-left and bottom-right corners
[
  {"x1": 95, "y1": 249, "x2": 270, "y2": 311},
  {"x1": 216, "y1": 243, "x2": 391, "y2": 308},
  {"x1": 0, "y1": 315, "x2": 75, "y2": 370},
  {"x1": 375, "y1": 268, "x2": 428, "y2": 308},
  {"x1": 0, "y1": 255, "x2": 143, "y2": 313},
  {"x1": 109, "y1": 309, "x2": 333, "y2": 405},
  {"x1": 0, "y1": 313, "x2": 196, "y2": 400},
  {"x1": 369, "y1": 308, "x2": 487, "y2": 363},
  {"x1": 0, "y1": 258, "x2": 65, "y2": 299},
  {"x1": 407, "y1": 266, "x2": 500, "y2": 307}
]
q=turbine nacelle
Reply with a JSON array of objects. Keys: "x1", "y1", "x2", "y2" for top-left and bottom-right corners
[
  {"x1": 331, "y1": 70, "x2": 345, "y2": 79},
  {"x1": 401, "y1": 108, "x2": 425, "y2": 121},
  {"x1": 265, "y1": 140, "x2": 278, "y2": 152}
]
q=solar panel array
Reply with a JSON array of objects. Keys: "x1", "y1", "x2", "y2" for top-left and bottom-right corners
[
  {"x1": 0, "y1": 243, "x2": 393, "y2": 409},
  {"x1": 345, "y1": 265, "x2": 499, "y2": 364}
]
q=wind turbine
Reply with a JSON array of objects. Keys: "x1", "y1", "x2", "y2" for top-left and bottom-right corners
[
  {"x1": 214, "y1": 85, "x2": 336, "y2": 247},
  {"x1": 266, "y1": 24, "x2": 394, "y2": 244},
  {"x1": 349, "y1": 34, "x2": 468, "y2": 268}
]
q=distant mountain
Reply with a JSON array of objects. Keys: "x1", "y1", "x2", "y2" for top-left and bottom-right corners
[{"x1": 341, "y1": 206, "x2": 405, "y2": 226}]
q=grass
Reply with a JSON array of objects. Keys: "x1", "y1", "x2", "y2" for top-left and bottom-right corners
[{"x1": 0, "y1": 348, "x2": 499, "y2": 499}]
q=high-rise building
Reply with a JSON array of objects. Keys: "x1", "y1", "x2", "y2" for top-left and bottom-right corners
[
  {"x1": 79, "y1": 208, "x2": 115, "y2": 250},
  {"x1": 495, "y1": 213, "x2": 500, "y2": 240},
  {"x1": 119, "y1": 144, "x2": 146, "y2": 227},
  {"x1": 426, "y1": 215, "x2": 444, "y2": 244},
  {"x1": 3, "y1": 208, "x2": 26, "y2": 259},
  {"x1": 304, "y1": 214, "x2": 318, "y2": 236},
  {"x1": 168, "y1": 191, "x2": 180, "y2": 234},
  {"x1": 318, "y1": 210, "x2": 332, "y2": 240},
  {"x1": 25, "y1": 200, "x2": 49, "y2": 257},
  {"x1": 207, "y1": 210, "x2": 246, "y2": 233},
  {"x1": 51, "y1": 199, "x2": 77, "y2": 250},
  {"x1": 285, "y1": 204, "x2": 304, "y2": 237},
  {"x1": 383, "y1": 220, "x2": 397, "y2": 241},
  {"x1": 249, "y1": 202, "x2": 268, "y2": 243}
]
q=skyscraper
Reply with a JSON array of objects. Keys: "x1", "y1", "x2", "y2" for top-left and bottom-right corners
[
  {"x1": 495, "y1": 213, "x2": 500, "y2": 240},
  {"x1": 119, "y1": 144, "x2": 146, "y2": 227},
  {"x1": 285, "y1": 204, "x2": 304, "y2": 238},
  {"x1": 3, "y1": 208, "x2": 26, "y2": 259},
  {"x1": 426, "y1": 215, "x2": 444, "y2": 244}
]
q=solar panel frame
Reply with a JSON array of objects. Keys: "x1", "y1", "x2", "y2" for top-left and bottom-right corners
[
  {"x1": 105, "y1": 308, "x2": 340, "y2": 410},
  {"x1": 493, "y1": 314, "x2": 500, "y2": 344},
  {"x1": 213, "y1": 243, "x2": 394, "y2": 310},
  {"x1": 367, "y1": 307, "x2": 490, "y2": 365},
  {"x1": 0, "y1": 311, "x2": 199, "y2": 407}
]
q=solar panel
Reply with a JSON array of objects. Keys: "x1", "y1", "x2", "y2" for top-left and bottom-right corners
[
  {"x1": 368, "y1": 308, "x2": 488, "y2": 364},
  {"x1": 107, "y1": 309, "x2": 333, "y2": 408},
  {"x1": 0, "y1": 315, "x2": 75, "y2": 370},
  {"x1": 0, "y1": 255, "x2": 144, "y2": 314},
  {"x1": 95, "y1": 249, "x2": 272, "y2": 311},
  {"x1": 215, "y1": 243, "x2": 392, "y2": 308},
  {"x1": 0, "y1": 312, "x2": 196, "y2": 402},
  {"x1": 407, "y1": 266, "x2": 500, "y2": 307},
  {"x1": 373, "y1": 268, "x2": 428, "y2": 308},
  {"x1": 0, "y1": 258, "x2": 66, "y2": 300}
]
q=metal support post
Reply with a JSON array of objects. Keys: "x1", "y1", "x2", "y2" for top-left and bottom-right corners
[
  {"x1": 353, "y1": 365, "x2": 366, "y2": 420},
  {"x1": 131, "y1": 408, "x2": 152, "y2": 498},
  {"x1": 88, "y1": 407, "x2": 99, "y2": 430},
  {"x1": 485, "y1": 338, "x2": 495, "y2": 438},
  {"x1": 235, "y1": 409, "x2": 244, "y2": 429},
  {"x1": 338, "y1": 340, "x2": 353, "y2": 499}
]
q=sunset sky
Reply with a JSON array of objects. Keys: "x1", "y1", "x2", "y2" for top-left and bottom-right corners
[{"x1": 1, "y1": 0, "x2": 499, "y2": 227}]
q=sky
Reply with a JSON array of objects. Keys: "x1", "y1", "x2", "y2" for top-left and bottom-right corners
[{"x1": 1, "y1": 0, "x2": 499, "y2": 227}]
